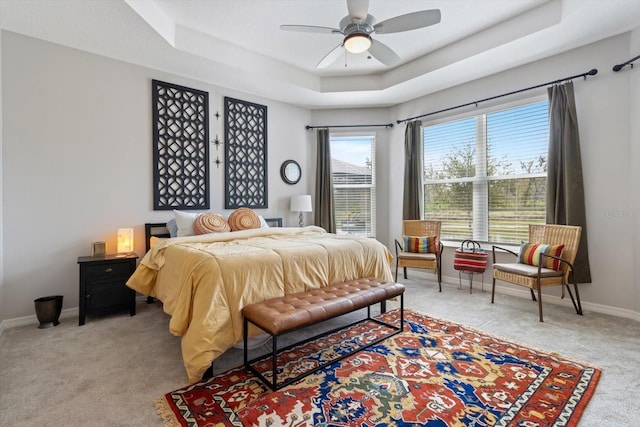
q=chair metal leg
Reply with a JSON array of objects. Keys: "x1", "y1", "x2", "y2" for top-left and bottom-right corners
[
  {"x1": 437, "y1": 256, "x2": 442, "y2": 292},
  {"x1": 573, "y1": 282, "x2": 583, "y2": 315},
  {"x1": 530, "y1": 289, "x2": 537, "y2": 301},
  {"x1": 536, "y1": 279, "x2": 544, "y2": 322},
  {"x1": 564, "y1": 281, "x2": 583, "y2": 315},
  {"x1": 491, "y1": 278, "x2": 496, "y2": 303},
  {"x1": 394, "y1": 262, "x2": 399, "y2": 282},
  {"x1": 403, "y1": 267, "x2": 407, "y2": 280}
]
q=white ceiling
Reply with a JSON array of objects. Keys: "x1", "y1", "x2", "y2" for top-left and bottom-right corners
[{"x1": 1, "y1": 0, "x2": 639, "y2": 109}]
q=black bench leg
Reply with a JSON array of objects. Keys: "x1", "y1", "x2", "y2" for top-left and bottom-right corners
[
  {"x1": 201, "y1": 364, "x2": 214, "y2": 380},
  {"x1": 400, "y1": 292, "x2": 404, "y2": 331},
  {"x1": 380, "y1": 300, "x2": 387, "y2": 313},
  {"x1": 243, "y1": 316, "x2": 249, "y2": 367},
  {"x1": 272, "y1": 335, "x2": 278, "y2": 390}
]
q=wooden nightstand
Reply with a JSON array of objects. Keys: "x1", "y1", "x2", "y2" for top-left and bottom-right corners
[{"x1": 77, "y1": 253, "x2": 138, "y2": 326}]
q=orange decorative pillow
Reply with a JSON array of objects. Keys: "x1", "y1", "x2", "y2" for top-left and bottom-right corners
[
  {"x1": 518, "y1": 243, "x2": 565, "y2": 270},
  {"x1": 227, "y1": 207, "x2": 261, "y2": 231},
  {"x1": 403, "y1": 235, "x2": 438, "y2": 254},
  {"x1": 194, "y1": 213, "x2": 231, "y2": 234}
]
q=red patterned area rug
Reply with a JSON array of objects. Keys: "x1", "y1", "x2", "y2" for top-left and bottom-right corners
[{"x1": 156, "y1": 309, "x2": 600, "y2": 427}]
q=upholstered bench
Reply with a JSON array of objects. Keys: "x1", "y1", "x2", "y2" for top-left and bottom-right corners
[{"x1": 242, "y1": 277, "x2": 405, "y2": 390}]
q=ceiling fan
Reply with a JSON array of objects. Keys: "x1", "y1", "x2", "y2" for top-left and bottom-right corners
[{"x1": 280, "y1": 0, "x2": 441, "y2": 68}]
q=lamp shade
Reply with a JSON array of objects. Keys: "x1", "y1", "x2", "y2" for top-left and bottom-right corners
[
  {"x1": 344, "y1": 33, "x2": 371, "y2": 54},
  {"x1": 117, "y1": 228, "x2": 134, "y2": 253},
  {"x1": 290, "y1": 195, "x2": 312, "y2": 212}
]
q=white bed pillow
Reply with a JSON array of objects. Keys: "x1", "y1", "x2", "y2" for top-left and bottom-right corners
[
  {"x1": 173, "y1": 210, "x2": 201, "y2": 237},
  {"x1": 259, "y1": 215, "x2": 270, "y2": 228}
]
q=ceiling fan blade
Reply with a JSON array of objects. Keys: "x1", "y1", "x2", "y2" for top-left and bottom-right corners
[
  {"x1": 317, "y1": 44, "x2": 345, "y2": 68},
  {"x1": 374, "y1": 9, "x2": 441, "y2": 34},
  {"x1": 347, "y1": 0, "x2": 369, "y2": 22},
  {"x1": 280, "y1": 25, "x2": 340, "y2": 34},
  {"x1": 368, "y1": 39, "x2": 401, "y2": 66}
]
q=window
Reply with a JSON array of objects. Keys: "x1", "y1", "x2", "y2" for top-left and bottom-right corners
[
  {"x1": 331, "y1": 134, "x2": 376, "y2": 237},
  {"x1": 423, "y1": 100, "x2": 548, "y2": 244}
]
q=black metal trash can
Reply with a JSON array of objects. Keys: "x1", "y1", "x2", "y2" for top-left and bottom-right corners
[{"x1": 34, "y1": 295, "x2": 63, "y2": 329}]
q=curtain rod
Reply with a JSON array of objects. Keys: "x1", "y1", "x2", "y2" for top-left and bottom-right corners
[
  {"x1": 305, "y1": 123, "x2": 393, "y2": 130},
  {"x1": 396, "y1": 68, "x2": 598, "y2": 125},
  {"x1": 613, "y1": 54, "x2": 640, "y2": 72}
]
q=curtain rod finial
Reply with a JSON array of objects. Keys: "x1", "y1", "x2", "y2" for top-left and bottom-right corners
[{"x1": 588, "y1": 68, "x2": 598, "y2": 76}]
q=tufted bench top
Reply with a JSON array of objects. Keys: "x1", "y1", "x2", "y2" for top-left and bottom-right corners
[{"x1": 242, "y1": 277, "x2": 405, "y2": 335}]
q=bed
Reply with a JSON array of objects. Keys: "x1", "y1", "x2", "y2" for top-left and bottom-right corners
[{"x1": 126, "y1": 223, "x2": 394, "y2": 383}]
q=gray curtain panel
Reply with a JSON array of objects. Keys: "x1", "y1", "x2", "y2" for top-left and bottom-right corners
[
  {"x1": 314, "y1": 128, "x2": 336, "y2": 233},
  {"x1": 403, "y1": 120, "x2": 424, "y2": 220},
  {"x1": 547, "y1": 82, "x2": 592, "y2": 283}
]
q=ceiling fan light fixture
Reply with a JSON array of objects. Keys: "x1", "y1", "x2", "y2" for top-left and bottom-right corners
[{"x1": 344, "y1": 33, "x2": 371, "y2": 53}]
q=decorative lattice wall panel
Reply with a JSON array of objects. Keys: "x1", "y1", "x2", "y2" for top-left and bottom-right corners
[
  {"x1": 224, "y1": 97, "x2": 268, "y2": 208},
  {"x1": 152, "y1": 80, "x2": 209, "y2": 210}
]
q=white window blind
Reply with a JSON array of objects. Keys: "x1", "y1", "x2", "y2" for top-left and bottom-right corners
[
  {"x1": 423, "y1": 100, "x2": 548, "y2": 244},
  {"x1": 331, "y1": 135, "x2": 376, "y2": 237}
]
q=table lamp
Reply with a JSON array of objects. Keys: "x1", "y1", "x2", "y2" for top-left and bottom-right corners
[
  {"x1": 290, "y1": 195, "x2": 312, "y2": 227},
  {"x1": 117, "y1": 228, "x2": 134, "y2": 255}
]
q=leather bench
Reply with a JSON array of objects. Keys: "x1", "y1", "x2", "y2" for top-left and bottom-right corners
[{"x1": 242, "y1": 277, "x2": 405, "y2": 390}]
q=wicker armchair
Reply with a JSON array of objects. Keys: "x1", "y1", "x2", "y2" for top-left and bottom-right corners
[
  {"x1": 395, "y1": 220, "x2": 442, "y2": 291},
  {"x1": 492, "y1": 224, "x2": 583, "y2": 322}
]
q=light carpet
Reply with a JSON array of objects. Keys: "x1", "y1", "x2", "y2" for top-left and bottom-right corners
[{"x1": 0, "y1": 276, "x2": 638, "y2": 426}]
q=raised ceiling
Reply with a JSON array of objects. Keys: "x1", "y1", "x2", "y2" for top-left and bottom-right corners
[{"x1": 1, "y1": 0, "x2": 639, "y2": 109}]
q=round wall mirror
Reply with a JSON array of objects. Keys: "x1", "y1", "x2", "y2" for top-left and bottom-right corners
[{"x1": 280, "y1": 160, "x2": 301, "y2": 185}]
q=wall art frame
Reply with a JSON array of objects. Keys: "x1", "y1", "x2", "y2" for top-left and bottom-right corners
[
  {"x1": 152, "y1": 79, "x2": 209, "y2": 210},
  {"x1": 224, "y1": 96, "x2": 268, "y2": 208}
]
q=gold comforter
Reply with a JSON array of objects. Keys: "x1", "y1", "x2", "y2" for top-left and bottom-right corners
[{"x1": 126, "y1": 226, "x2": 393, "y2": 382}]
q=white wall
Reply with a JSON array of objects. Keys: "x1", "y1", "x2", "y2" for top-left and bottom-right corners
[
  {"x1": 317, "y1": 32, "x2": 640, "y2": 318},
  {"x1": 2, "y1": 28, "x2": 639, "y2": 322},
  {"x1": 0, "y1": 32, "x2": 312, "y2": 321},
  {"x1": 0, "y1": 30, "x2": 4, "y2": 319},
  {"x1": 629, "y1": 27, "x2": 640, "y2": 315},
  {"x1": 393, "y1": 32, "x2": 638, "y2": 316}
]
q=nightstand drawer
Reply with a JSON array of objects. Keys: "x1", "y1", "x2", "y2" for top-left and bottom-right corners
[{"x1": 84, "y1": 262, "x2": 131, "y2": 280}]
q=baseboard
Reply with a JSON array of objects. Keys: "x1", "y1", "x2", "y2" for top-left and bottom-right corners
[
  {"x1": 0, "y1": 307, "x2": 79, "y2": 337},
  {"x1": 1, "y1": 275, "x2": 638, "y2": 336},
  {"x1": 405, "y1": 270, "x2": 640, "y2": 322},
  {"x1": 490, "y1": 282, "x2": 640, "y2": 322}
]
